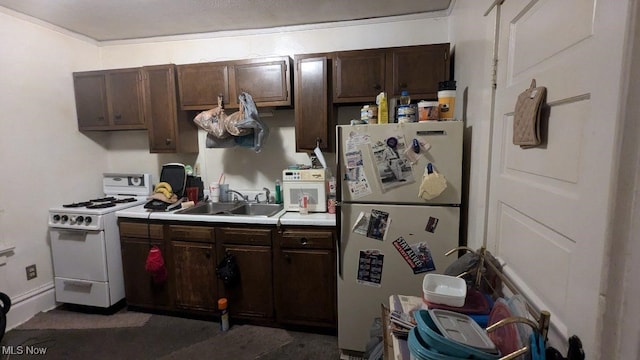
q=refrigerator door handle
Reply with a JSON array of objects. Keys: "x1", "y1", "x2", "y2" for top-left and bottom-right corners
[
  {"x1": 336, "y1": 126, "x2": 344, "y2": 279},
  {"x1": 417, "y1": 130, "x2": 447, "y2": 136}
]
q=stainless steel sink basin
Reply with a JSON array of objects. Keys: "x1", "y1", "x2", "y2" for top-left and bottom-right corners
[
  {"x1": 175, "y1": 201, "x2": 283, "y2": 217},
  {"x1": 228, "y1": 203, "x2": 284, "y2": 217},
  {"x1": 176, "y1": 201, "x2": 240, "y2": 215}
]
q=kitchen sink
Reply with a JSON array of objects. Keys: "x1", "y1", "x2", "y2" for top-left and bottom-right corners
[
  {"x1": 228, "y1": 203, "x2": 284, "y2": 217},
  {"x1": 175, "y1": 201, "x2": 284, "y2": 217}
]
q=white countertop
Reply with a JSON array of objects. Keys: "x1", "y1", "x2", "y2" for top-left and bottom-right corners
[{"x1": 116, "y1": 204, "x2": 336, "y2": 227}]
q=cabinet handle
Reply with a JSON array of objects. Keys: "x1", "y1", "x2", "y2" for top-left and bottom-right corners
[
  {"x1": 114, "y1": 113, "x2": 122, "y2": 119},
  {"x1": 373, "y1": 84, "x2": 382, "y2": 91},
  {"x1": 98, "y1": 116, "x2": 105, "y2": 121},
  {"x1": 165, "y1": 138, "x2": 172, "y2": 145},
  {"x1": 284, "y1": 254, "x2": 291, "y2": 263},
  {"x1": 300, "y1": 237, "x2": 308, "y2": 246},
  {"x1": 205, "y1": 252, "x2": 211, "y2": 259},
  {"x1": 400, "y1": 83, "x2": 408, "y2": 89}
]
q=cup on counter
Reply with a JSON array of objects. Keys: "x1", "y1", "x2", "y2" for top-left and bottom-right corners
[
  {"x1": 186, "y1": 187, "x2": 199, "y2": 203},
  {"x1": 210, "y1": 183, "x2": 220, "y2": 202},
  {"x1": 219, "y1": 184, "x2": 229, "y2": 202},
  {"x1": 299, "y1": 194, "x2": 309, "y2": 215}
]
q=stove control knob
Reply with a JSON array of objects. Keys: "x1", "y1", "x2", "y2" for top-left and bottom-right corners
[
  {"x1": 61, "y1": 215, "x2": 68, "y2": 223},
  {"x1": 52, "y1": 214, "x2": 60, "y2": 222},
  {"x1": 76, "y1": 216, "x2": 84, "y2": 224},
  {"x1": 70, "y1": 216, "x2": 77, "y2": 224},
  {"x1": 85, "y1": 217, "x2": 92, "y2": 225}
]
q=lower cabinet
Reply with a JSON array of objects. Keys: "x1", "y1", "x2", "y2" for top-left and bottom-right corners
[
  {"x1": 216, "y1": 226, "x2": 274, "y2": 321},
  {"x1": 169, "y1": 225, "x2": 217, "y2": 311},
  {"x1": 274, "y1": 227, "x2": 337, "y2": 328},
  {"x1": 119, "y1": 221, "x2": 171, "y2": 309},
  {"x1": 118, "y1": 219, "x2": 336, "y2": 330}
]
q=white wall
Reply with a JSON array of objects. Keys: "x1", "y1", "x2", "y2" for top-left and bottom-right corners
[
  {"x1": 0, "y1": 8, "x2": 106, "y2": 327},
  {"x1": 448, "y1": 1, "x2": 494, "y2": 249},
  {"x1": 99, "y1": 16, "x2": 450, "y2": 190}
]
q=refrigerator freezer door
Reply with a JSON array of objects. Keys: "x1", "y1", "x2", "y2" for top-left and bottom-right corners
[
  {"x1": 337, "y1": 203, "x2": 460, "y2": 352},
  {"x1": 337, "y1": 121, "x2": 463, "y2": 205}
]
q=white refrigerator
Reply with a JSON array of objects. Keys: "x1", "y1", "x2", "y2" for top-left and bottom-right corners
[{"x1": 336, "y1": 121, "x2": 463, "y2": 353}]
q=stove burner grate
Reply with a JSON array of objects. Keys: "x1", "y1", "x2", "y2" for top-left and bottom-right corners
[
  {"x1": 90, "y1": 196, "x2": 116, "y2": 203},
  {"x1": 113, "y1": 197, "x2": 137, "y2": 204},
  {"x1": 62, "y1": 201, "x2": 93, "y2": 208},
  {"x1": 86, "y1": 203, "x2": 117, "y2": 209},
  {"x1": 61, "y1": 196, "x2": 139, "y2": 209}
]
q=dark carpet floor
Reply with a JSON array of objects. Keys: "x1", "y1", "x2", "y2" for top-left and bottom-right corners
[{"x1": 0, "y1": 310, "x2": 341, "y2": 360}]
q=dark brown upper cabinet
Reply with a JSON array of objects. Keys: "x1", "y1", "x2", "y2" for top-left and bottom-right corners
[
  {"x1": 333, "y1": 49, "x2": 386, "y2": 103},
  {"x1": 142, "y1": 64, "x2": 198, "y2": 153},
  {"x1": 294, "y1": 54, "x2": 334, "y2": 152},
  {"x1": 73, "y1": 68, "x2": 146, "y2": 130},
  {"x1": 176, "y1": 62, "x2": 231, "y2": 110},
  {"x1": 387, "y1": 43, "x2": 450, "y2": 100},
  {"x1": 177, "y1": 56, "x2": 292, "y2": 110},
  {"x1": 332, "y1": 43, "x2": 450, "y2": 103},
  {"x1": 232, "y1": 57, "x2": 291, "y2": 107}
]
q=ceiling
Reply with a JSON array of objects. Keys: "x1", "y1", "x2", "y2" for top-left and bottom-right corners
[{"x1": 0, "y1": 0, "x2": 452, "y2": 42}]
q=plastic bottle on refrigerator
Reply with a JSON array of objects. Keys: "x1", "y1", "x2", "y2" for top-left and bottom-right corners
[
  {"x1": 399, "y1": 90, "x2": 411, "y2": 105},
  {"x1": 376, "y1": 92, "x2": 389, "y2": 124}
]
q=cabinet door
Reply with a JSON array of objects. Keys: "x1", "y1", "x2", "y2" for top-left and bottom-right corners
[
  {"x1": 388, "y1": 44, "x2": 450, "y2": 100},
  {"x1": 274, "y1": 229, "x2": 336, "y2": 327},
  {"x1": 177, "y1": 63, "x2": 231, "y2": 110},
  {"x1": 232, "y1": 57, "x2": 291, "y2": 107},
  {"x1": 333, "y1": 49, "x2": 386, "y2": 103},
  {"x1": 143, "y1": 65, "x2": 198, "y2": 153},
  {"x1": 295, "y1": 56, "x2": 333, "y2": 152},
  {"x1": 120, "y1": 237, "x2": 171, "y2": 309},
  {"x1": 106, "y1": 68, "x2": 145, "y2": 129},
  {"x1": 73, "y1": 72, "x2": 109, "y2": 130},
  {"x1": 218, "y1": 243, "x2": 273, "y2": 320},
  {"x1": 172, "y1": 241, "x2": 217, "y2": 311}
]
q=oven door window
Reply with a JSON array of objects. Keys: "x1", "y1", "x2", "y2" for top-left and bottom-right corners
[{"x1": 50, "y1": 229, "x2": 108, "y2": 281}]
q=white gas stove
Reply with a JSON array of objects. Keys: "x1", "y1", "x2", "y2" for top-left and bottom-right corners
[{"x1": 48, "y1": 173, "x2": 152, "y2": 308}]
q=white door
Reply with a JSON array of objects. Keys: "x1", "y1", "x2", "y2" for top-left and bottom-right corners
[{"x1": 486, "y1": 0, "x2": 628, "y2": 357}]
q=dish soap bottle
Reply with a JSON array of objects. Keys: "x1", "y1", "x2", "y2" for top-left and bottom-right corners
[
  {"x1": 376, "y1": 92, "x2": 389, "y2": 124},
  {"x1": 275, "y1": 179, "x2": 282, "y2": 204}
]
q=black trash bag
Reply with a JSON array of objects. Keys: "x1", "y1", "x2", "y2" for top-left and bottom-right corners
[
  {"x1": 0, "y1": 292, "x2": 11, "y2": 343},
  {"x1": 216, "y1": 252, "x2": 240, "y2": 287}
]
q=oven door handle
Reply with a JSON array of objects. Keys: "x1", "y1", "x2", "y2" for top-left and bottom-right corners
[
  {"x1": 63, "y1": 280, "x2": 92, "y2": 288},
  {"x1": 51, "y1": 229, "x2": 91, "y2": 238}
]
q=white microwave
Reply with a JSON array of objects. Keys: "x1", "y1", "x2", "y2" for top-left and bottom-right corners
[{"x1": 282, "y1": 169, "x2": 327, "y2": 212}]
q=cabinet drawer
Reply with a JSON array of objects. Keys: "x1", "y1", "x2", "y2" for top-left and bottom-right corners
[
  {"x1": 279, "y1": 230, "x2": 334, "y2": 250},
  {"x1": 119, "y1": 222, "x2": 163, "y2": 240},
  {"x1": 169, "y1": 225, "x2": 214, "y2": 243},
  {"x1": 216, "y1": 227, "x2": 272, "y2": 246}
]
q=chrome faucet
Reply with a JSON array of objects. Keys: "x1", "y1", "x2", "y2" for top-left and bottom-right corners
[
  {"x1": 226, "y1": 189, "x2": 248, "y2": 202},
  {"x1": 255, "y1": 187, "x2": 271, "y2": 203}
]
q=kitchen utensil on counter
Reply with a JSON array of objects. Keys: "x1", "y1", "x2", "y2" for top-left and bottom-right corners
[{"x1": 219, "y1": 184, "x2": 230, "y2": 202}]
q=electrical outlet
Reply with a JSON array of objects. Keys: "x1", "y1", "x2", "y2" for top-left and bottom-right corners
[{"x1": 26, "y1": 264, "x2": 37, "y2": 280}]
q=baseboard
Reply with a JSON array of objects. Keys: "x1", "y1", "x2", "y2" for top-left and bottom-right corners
[{"x1": 5, "y1": 281, "x2": 57, "y2": 330}]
